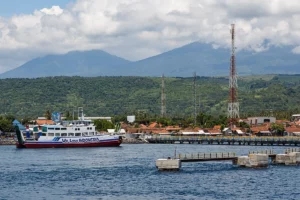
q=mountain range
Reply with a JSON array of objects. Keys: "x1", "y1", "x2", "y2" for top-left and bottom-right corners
[{"x1": 0, "y1": 42, "x2": 300, "y2": 78}]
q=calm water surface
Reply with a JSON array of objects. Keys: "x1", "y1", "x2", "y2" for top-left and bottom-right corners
[{"x1": 0, "y1": 144, "x2": 299, "y2": 200}]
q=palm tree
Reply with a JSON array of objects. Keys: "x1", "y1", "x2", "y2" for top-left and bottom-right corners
[{"x1": 44, "y1": 110, "x2": 51, "y2": 120}]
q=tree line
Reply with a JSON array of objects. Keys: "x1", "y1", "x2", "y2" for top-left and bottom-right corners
[{"x1": 0, "y1": 75, "x2": 299, "y2": 120}]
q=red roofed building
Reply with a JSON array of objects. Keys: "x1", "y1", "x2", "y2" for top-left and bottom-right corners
[
  {"x1": 35, "y1": 119, "x2": 55, "y2": 126},
  {"x1": 250, "y1": 126, "x2": 270, "y2": 135},
  {"x1": 148, "y1": 122, "x2": 162, "y2": 128},
  {"x1": 139, "y1": 124, "x2": 147, "y2": 129},
  {"x1": 166, "y1": 126, "x2": 181, "y2": 132},
  {"x1": 295, "y1": 121, "x2": 300, "y2": 126},
  {"x1": 208, "y1": 129, "x2": 222, "y2": 136},
  {"x1": 213, "y1": 125, "x2": 221, "y2": 130},
  {"x1": 285, "y1": 127, "x2": 300, "y2": 136}
]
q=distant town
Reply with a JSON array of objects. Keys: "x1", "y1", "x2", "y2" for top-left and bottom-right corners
[{"x1": 1, "y1": 112, "x2": 300, "y2": 145}]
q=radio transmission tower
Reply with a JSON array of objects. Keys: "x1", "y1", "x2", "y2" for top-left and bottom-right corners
[
  {"x1": 161, "y1": 74, "x2": 166, "y2": 117},
  {"x1": 193, "y1": 72, "x2": 197, "y2": 126},
  {"x1": 228, "y1": 24, "x2": 239, "y2": 126}
]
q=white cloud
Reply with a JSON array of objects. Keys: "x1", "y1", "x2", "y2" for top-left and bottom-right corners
[
  {"x1": 40, "y1": 6, "x2": 63, "y2": 15},
  {"x1": 1, "y1": 0, "x2": 300, "y2": 73}
]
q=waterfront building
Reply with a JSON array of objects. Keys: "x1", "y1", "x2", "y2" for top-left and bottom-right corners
[{"x1": 247, "y1": 117, "x2": 276, "y2": 125}]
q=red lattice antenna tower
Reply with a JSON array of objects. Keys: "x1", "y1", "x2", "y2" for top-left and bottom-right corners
[{"x1": 228, "y1": 24, "x2": 239, "y2": 126}]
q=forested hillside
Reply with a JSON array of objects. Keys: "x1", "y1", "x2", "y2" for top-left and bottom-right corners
[{"x1": 0, "y1": 75, "x2": 300, "y2": 119}]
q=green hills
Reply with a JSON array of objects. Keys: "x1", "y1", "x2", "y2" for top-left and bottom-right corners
[{"x1": 0, "y1": 74, "x2": 300, "y2": 119}]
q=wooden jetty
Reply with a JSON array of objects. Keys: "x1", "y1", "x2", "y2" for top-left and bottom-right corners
[{"x1": 148, "y1": 136, "x2": 300, "y2": 146}]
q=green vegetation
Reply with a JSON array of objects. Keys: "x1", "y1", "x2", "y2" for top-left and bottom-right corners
[
  {"x1": 44, "y1": 110, "x2": 51, "y2": 120},
  {"x1": 0, "y1": 75, "x2": 299, "y2": 121},
  {"x1": 271, "y1": 123, "x2": 285, "y2": 136},
  {"x1": 94, "y1": 119, "x2": 114, "y2": 131},
  {"x1": 0, "y1": 115, "x2": 14, "y2": 132}
]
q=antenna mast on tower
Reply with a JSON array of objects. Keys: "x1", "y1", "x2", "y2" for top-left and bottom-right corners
[
  {"x1": 161, "y1": 74, "x2": 166, "y2": 117},
  {"x1": 228, "y1": 24, "x2": 239, "y2": 126},
  {"x1": 193, "y1": 72, "x2": 197, "y2": 126}
]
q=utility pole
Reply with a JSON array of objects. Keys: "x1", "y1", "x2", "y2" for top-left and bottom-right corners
[
  {"x1": 161, "y1": 74, "x2": 166, "y2": 117},
  {"x1": 193, "y1": 72, "x2": 197, "y2": 126}
]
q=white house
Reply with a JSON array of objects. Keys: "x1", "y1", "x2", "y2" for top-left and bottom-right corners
[
  {"x1": 107, "y1": 129, "x2": 126, "y2": 134},
  {"x1": 247, "y1": 117, "x2": 276, "y2": 125}
]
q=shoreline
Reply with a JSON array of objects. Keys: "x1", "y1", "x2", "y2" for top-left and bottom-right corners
[
  {"x1": 122, "y1": 138, "x2": 146, "y2": 144},
  {"x1": 0, "y1": 140, "x2": 16, "y2": 145},
  {"x1": 0, "y1": 138, "x2": 146, "y2": 145}
]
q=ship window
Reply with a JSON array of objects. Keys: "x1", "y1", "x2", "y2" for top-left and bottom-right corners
[
  {"x1": 61, "y1": 133, "x2": 67, "y2": 136},
  {"x1": 55, "y1": 128, "x2": 60, "y2": 130},
  {"x1": 42, "y1": 133, "x2": 47, "y2": 136},
  {"x1": 55, "y1": 133, "x2": 60, "y2": 136},
  {"x1": 83, "y1": 132, "x2": 88, "y2": 136},
  {"x1": 68, "y1": 133, "x2": 74, "y2": 136},
  {"x1": 88, "y1": 132, "x2": 94, "y2": 136},
  {"x1": 75, "y1": 133, "x2": 81, "y2": 136},
  {"x1": 78, "y1": 128, "x2": 80, "y2": 130},
  {"x1": 48, "y1": 133, "x2": 54, "y2": 136},
  {"x1": 61, "y1": 128, "x2": 67, "y2": 130},
  {"x1": 48, "y1": 128, "x2": 54, "y2": 130}
]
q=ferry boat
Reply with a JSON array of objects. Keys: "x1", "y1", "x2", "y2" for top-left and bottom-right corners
[{"x1": 15, "y1": 112, "x2": 122, "y2": 148}]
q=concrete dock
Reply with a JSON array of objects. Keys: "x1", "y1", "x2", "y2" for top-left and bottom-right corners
[
  {"x1": 273, "y1": 148, "x2": 300, "y2": 165},
  {"x1": 236, "y1": 154, "x2": 269, "y2": 168},
  {"x1": 156, "y1": 148, "x2": 300, "y2": 170},
  {"x1": 156, "y1": 158, "x2": 181, "y2": 170}
]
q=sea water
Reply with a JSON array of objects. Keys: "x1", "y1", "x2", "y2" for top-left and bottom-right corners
[{"x1": 0, "y1": 144, "x2": 299, "y2": 200}]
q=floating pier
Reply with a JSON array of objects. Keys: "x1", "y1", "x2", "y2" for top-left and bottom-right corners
[
  {"x1": 273, "y1": 148, "x2": 300, "y2": 165},
  {"x1": 236, "y1": 154, "x2": 269, "y2": 168},
  {"x1": 156, "y1": 148, "x2": 300, "y2": 170},
  {"x1": 149, "y1": 136, "x2": 300, "y2": 146},
  {"x1": 156, "y1": 158, "x2": 181, "y2": 171}
]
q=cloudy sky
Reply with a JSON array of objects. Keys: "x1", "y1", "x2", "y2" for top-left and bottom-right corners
[{"x1": 0, "y1": 0, "x2": 300, "y2": 73}]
